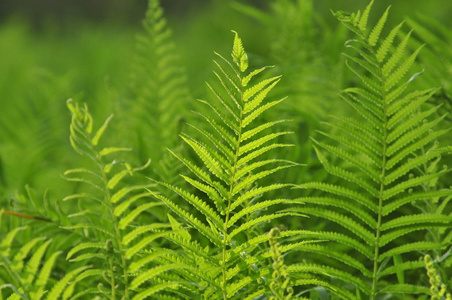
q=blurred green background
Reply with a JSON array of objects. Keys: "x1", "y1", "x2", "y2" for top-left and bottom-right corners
[
  {"x1": 1, "y1": 1, "x2": 451, "y2": 28},
  {"x1": 0, "y1": 0, "x2": 451, "y2": 203}
]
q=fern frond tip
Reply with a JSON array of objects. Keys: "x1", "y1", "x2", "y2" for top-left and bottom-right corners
[{"x1": 231, "y1": 30, "x2": 248, "y2": 72}]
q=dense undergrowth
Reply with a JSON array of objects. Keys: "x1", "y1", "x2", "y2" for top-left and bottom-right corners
[{"x1": 1, "y1": 0, "x2": 451, "y2": 299}]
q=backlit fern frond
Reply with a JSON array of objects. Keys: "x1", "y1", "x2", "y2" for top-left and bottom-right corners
[
  {"x1": 64, "y1": 100, "x2": 177, "y2": 299},
  {"x1": 127, "y1": 0, "x2": 189, "y2": 169},
  {"x1": 0, "y1": 227, "x2": 87, "y2": 300},
  {"x1": 293, "y1": 1, "x2": 452, "y2": 299},
  {"x1": 150, "y1": 31, "x2": 320, "y2": 299}
]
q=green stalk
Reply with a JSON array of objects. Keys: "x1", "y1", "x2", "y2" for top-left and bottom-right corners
[
  {"x1": 222, "y1": 66, "x2": 245, "y2": 300},
  {"x1": 96, "y1": 159, "x2": 130, "y2": 300},
  {"x1": 365, "y1": 34, "x2": 387, "y2": 300}
]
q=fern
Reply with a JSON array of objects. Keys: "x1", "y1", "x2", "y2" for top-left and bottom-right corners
[
  {"x1": 232, "y1": 0, "x2": 346, "y2": 187},
  {"x1": 2, "y1": 2, "x2": 452, "y2": 298},
  {"x1": 149, "y1": 31, "x2": 322, "y2": 299},
  {"x1": 405, "y1": 14, "x2": 452, "y2": 121},
  {"x1": 293, "y1": 1, "x2": 452, "y2": 299},
  {"x1": 0, "y1": 227, "x2": 86, "y2": 299},
  {"x1": 64, "y1": 99, "x2": 177, "y2": 299},
  {"x1": 125, "y1": 0, "x2": 189, "y2": 169},
  {"x1": 267, "y1": 227, "x2": 300, "y2": 300}
]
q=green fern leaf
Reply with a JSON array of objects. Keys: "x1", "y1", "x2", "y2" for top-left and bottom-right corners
[
  {"x1": 45, "y1": 266, "x2": 90, "y2": 300},
  {"x1": 131, "y1": 283, "x2": 180, "y2": 300},
  {"x1": 368, "y1": 6, "x2": 390, "y2": 46}
]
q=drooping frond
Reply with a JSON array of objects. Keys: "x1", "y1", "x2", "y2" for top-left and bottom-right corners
[
  {"x1": 64, "y1": 99, "x2": 177, "y2": 299},
  {"x1": 150, "y1": 31, "x2": 320, "y2": 298},
  {"x1": 294, "y1": 1, "x2": 452, "y2": 299}
]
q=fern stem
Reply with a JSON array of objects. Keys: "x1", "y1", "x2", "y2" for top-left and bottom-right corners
[
  {"x1": 370, "y1": 43, "x2": 387, "y2": 300},
  {"x1": 348, "y1": 25, "x2": 388, "y2": 297},
  {"x1": 222, "y1": 70, "x2": 245, "y2": 300},
  {"x1": 96, "y1": 159, "x2": 130, "y2": 300},
  {"x1": 108, "y1": 254, "x2": 117, "y2": 300},
  {"x1": 372, "y1": 154, "x2": 386, "y2": 299},
  {"x1": 0, "y1": 210, "x2": 51, "y2": 223},
  {"x1": 222, "y1": 215, "x2": 230, "y2": 299}
]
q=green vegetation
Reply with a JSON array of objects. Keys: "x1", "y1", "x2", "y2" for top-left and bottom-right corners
[{"x1": 1, "y1": 0, "x2": 451, "y2": 299}]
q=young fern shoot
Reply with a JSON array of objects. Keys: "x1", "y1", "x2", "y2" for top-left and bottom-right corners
[
  {"x1": 151, "y1": 31, "x2": 310, "y2": 299},
  {"x1": 268, "y1": 227, "x2": 296, "y2": 300},
  {"x1": 424, "y1": 254, "x2": 451, "y2": 300}
]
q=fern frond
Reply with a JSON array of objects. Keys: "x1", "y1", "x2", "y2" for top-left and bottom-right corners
[
  {"x1": 65, "y1": 99, "x2": 177, "y2": 299},
  {"x1": 45, "y1": 266, "x2": 90, "y2": 300},
  {"x1": 379, "y1": 283, "x2": 430, "y2": 295},
  {"x1": 124, "y1": 0, "x2": 189, "y2": 171},
  {"x1": 295, "y1": 196, "x2": 375, "y2": 227},
  {"x1": 303, "y1": 2, "x2": 452, "y2": 299},
  {"x1": 379, "y1": 242, "x2": 446, "y2": 261},
  {"x1": 0, "y1": 232, "x2": 84, "y2": 300},
  {"x1": 288, "y1": 263, "x2": 368, "y2": 295},
  {"x1": 297, "y1": 182, "x2": 376, "y2": 210},
  {"x1": 405, "y1": 14, "x2": 452, "y2": 122},
  {"x1": 150, "y1": 31, "x2": 316, "y2": 298},
  {"x1": 378, "y1": 260, "x2": 425, "y2": 278}
]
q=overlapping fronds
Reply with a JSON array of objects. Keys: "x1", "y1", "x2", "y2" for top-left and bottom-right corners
[
  {"x1": 64, "y1": 99, "x2": 177, "y2": 299},
  {"x1": 0, "y1": 228, "x2": 86, "y2": 299},
  {"x1": 293, "y1": 1, "x2": 452, "y2": 299},
  {"x1": 233, "y1": 0, "x2": 347, "y2": 187},
  {"x1": 150, "y1": 31, "x2": 321, "y2": 298},
  {"x1": 127, "y1": 0, "x2": 189, "y2": 168},
  {"x1": 0, "y1": 72, "x2": 70, "y2": 201},
  {"x1": 405, "y1": 14, "x2": 452, "y2": 120}
]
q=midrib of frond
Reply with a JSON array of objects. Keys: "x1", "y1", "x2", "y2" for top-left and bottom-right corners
[
  {"x1": 354, "y1": 28, "x2": 390, "y2": 300},
  {"x1": 96, "y1": 158, "x2": 130, "y2": 300},
  {"x1": 222, "y1": 75, "x2": 245, "y2": 300}
]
